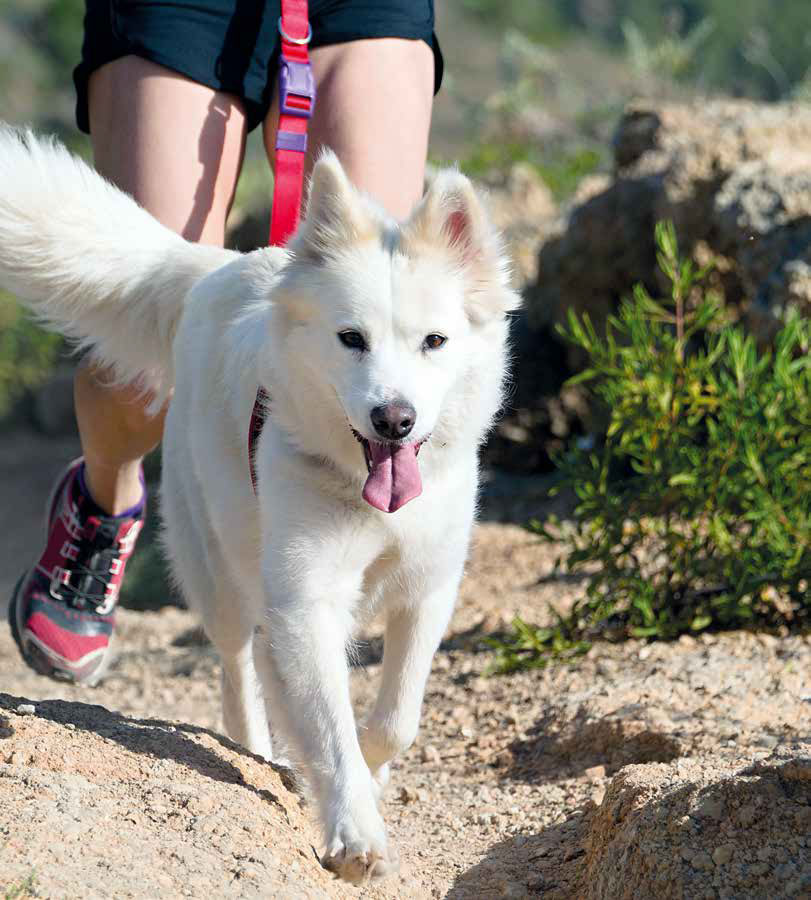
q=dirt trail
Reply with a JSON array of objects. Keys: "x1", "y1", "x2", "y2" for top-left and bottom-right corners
[{"x1": 2, "y1": 518, "x2": 810, "y2": 898}]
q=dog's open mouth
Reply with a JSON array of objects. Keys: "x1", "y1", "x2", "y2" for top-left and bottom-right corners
[{"x1": 352, "y1": 430, "x2": 425, "y2": 513}]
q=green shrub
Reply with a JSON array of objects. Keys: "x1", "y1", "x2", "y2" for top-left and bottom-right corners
[{"x1": 490, "y1": 222, "x2": 810, "y2": 673}]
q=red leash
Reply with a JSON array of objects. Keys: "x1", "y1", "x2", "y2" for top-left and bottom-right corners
[
  {"x1": 270, "y1": 0, "x2": 315, "y2": 246},
  {"x1": 248, "y1": 0, "x2": 315, "y2": 492}
]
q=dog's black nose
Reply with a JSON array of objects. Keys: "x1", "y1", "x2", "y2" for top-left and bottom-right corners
[{"x1": 370, "y1": 403, "x2": 416, "y2": 440}]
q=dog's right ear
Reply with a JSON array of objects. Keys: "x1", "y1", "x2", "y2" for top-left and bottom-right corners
[{"x1": 294, "y1": 150, "x2": 372, "y2": 260}]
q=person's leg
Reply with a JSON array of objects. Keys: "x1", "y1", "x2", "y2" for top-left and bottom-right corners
[
  {"x1": 78, "y1": 55, "x2": 248, "y2": 513},
  {"x1": 9, "y1": 55, "x2": 250, "y2": 683},
  {"x1": 263, "y1": 38, "x2": 434, "y2": 220}
]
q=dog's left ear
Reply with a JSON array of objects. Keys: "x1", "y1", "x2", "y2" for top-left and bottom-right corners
[
  {"x1": 293, "y1": 150, "x2": 372, "y2": 260},
  {"x1": 406, "y1": 170, "x2": 520, "y2": 324}
]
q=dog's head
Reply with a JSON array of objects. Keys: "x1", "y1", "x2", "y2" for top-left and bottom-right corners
[{"x1": 265, "y1": 152, "x2": 519, "y2": 512}]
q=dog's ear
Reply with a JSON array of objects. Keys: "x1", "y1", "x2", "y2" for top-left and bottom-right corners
[
  {"x1": 406, "y1": 170, "x2": 520, "y2": 324},
  {"x1": 294, "y1": 150, "x2": 372, "y2": 259}
]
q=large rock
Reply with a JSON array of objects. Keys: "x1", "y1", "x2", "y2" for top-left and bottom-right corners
[
  {"x1": 0, "y1": 693, "x2": 375, "y2": 899},
  {"x1": 527, "y1": 100, "x2": 811, "y2": 344},
  {"x1": 492, "y1": 100, "x2": 811, "y2": 473},
  {"x1": 581, "y1": 744, "x2": 811, "y2": 899}
]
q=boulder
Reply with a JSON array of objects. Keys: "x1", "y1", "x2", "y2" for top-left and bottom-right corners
[
  {"x1": 0, "y1": 693, "x2": 363, "y2": 899},
  {"x1": 527, "y1": 100, "x2": 811, "y2": 343},
  {"x1": 581, "y1": 744, "x2": 811, "y2": 900},
  {"x1": 493, "y1": 100, "x2": 811, "y2": 473}
]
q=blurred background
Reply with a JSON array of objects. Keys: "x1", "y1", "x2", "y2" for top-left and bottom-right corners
[{"x1": 2, "y1": 0, "x2": 810, "y2": 611}]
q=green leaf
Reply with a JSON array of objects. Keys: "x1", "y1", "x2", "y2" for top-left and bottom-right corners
[{"x1": 565, "y1": 368, "x2": 599, "y2": 386}]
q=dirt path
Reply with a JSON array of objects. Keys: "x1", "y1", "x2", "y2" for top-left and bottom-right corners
[{"x1": 2, "y1": 516, "x2": 810, "y2": 898}]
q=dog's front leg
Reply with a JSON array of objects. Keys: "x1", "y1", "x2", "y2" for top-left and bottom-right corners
[
  {"x1": 252, "y1": 559, "x2": 394, "y2": 884},
  {"x1": 359, "y1": 571, "x2": 461, "y2": 790}
]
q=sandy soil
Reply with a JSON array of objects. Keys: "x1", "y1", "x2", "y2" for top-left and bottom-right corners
[{"x1": 2, "y1": 515, "x2": 809, "y2": 898}]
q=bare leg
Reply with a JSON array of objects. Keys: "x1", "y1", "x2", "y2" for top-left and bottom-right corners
[
  {"x1": 264, "y1": 38, "x2": 435, "y2": 219},
  {"x1": 76, "y1": 56, "x2": 247, "y2": 513}
]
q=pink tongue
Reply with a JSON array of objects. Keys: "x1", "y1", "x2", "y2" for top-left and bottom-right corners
[{"x1": 362, "y1": 442, "x2": 422, "y2": 513}]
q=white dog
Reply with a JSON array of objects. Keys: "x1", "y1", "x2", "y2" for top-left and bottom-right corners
[{"x1": 0, "y1": 127, "x2": 518, "y2": 882}]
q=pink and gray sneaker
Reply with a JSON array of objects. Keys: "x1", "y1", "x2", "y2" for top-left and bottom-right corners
[{"x1": 8, "y1": 458, "x2": 144, "y2": 685}]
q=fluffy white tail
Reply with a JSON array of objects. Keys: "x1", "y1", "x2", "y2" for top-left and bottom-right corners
[{"x1": 0, "y1": 126, "x2": 235, "y2": 404}]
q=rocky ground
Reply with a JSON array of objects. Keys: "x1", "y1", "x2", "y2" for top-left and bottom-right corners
[{"x1": 1, "y1": 513, "x2": 810, "y2": 898}]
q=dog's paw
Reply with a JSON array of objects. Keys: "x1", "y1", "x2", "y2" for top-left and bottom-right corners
[
  {"x1": 322, "y1": 840, "x2": 399, "y2": 884},
  {"x1": 321, "y1": 805, "x2": 398, "y2": 884}
]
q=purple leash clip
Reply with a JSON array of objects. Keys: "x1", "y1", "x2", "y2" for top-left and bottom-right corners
[{"x1": 276, "y1": 58, "x2": 316, "y2": 153}]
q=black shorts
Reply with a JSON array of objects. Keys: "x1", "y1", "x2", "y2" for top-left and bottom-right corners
[{"x1": 74, "y1": 0, "x2": 443, "y2": 133}]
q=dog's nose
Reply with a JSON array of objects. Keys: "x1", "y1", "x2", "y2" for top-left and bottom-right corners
[{"x1": 370, "y1": 403, "x2": 416, "y2": 440}]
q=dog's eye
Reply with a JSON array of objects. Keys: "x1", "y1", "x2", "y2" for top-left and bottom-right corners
[
  {"x1": 423, "y1": 333, "x2": 447, "y2": 351},
  {"x1": 338, "y1": 330, "x2": 368, "y2": 352}
]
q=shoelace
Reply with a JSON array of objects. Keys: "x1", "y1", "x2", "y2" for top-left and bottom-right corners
[{"x1": 59, "y1": 525, "x2": 120, "y2": 614}]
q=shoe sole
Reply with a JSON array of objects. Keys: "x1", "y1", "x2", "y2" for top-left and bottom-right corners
[
  {"x1": 8, "y1": 458, "x2": 115, "y2": 687},
  {"x1": 8, "y1": 575, "x2": 66, "y2": 680},
  {"x1": 9, "y1": 574, "x2": 112, "y2": 687}
]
